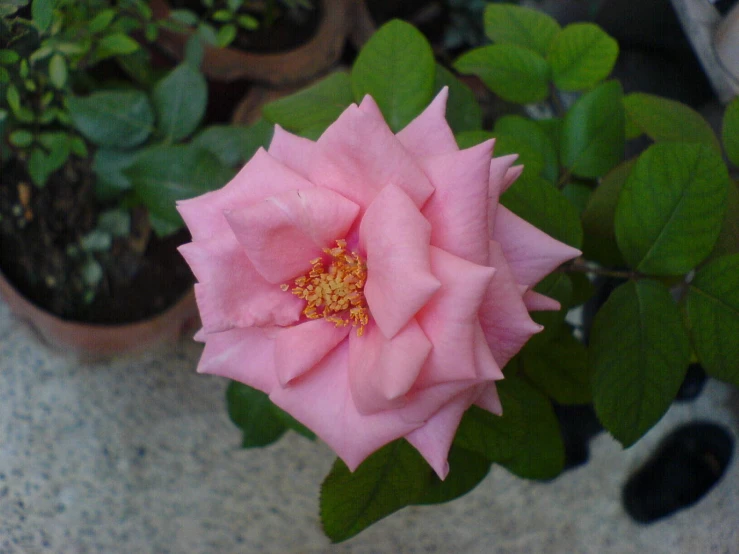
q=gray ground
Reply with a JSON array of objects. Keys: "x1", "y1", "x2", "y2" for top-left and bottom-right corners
[{"x1": 1, "y1": 299, "x2": 737, "y2": 553}]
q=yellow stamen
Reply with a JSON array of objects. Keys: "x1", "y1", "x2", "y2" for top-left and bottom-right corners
[{"x1": 285, "y1": 239, "x2": 369, "y2": 336}]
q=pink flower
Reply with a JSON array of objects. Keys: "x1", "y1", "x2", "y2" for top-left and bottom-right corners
[{"x1": 177, "y1": 89, "x2": 580, "y2": 479}]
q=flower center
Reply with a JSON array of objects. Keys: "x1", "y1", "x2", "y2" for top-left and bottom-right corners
[{"x1": 282, "y1": 239, "x2": 369, "y2": 336}]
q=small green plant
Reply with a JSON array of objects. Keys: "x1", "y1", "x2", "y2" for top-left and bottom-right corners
[{"x1": 166, "y1": 0, "x2": 313, "y2": 49}]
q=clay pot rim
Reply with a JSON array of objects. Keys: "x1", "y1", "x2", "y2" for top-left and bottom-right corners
[{"x1": 0, "y1": 265, "x2": 197, "y2": 360}]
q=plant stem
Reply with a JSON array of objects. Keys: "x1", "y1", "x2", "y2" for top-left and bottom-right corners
[{"x1": 560, "y1": 259, "x2": 639, "y2": 280}]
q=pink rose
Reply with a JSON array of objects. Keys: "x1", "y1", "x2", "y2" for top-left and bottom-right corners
[{"x1": 177, "y1": 89, "x2": 579, "y2": 479}]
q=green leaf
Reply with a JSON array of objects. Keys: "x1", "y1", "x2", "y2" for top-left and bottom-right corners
[
  {"x1": 685, "y1": 254, "x2": 739, "y2": 386},
  {"x1": 413, "y1": 445, "x2": 490, "y2": 506},
  {"x1": 524, "y1": 328, "x2": 592, "y2": 405},
  {"x1": 501, "y1": 175, "x2": 583, "y2": 248},
  {"x1": 561, "y1": 180, "x2": 592, "y2": 215},
  {"x1": 455, "y1": 378, "x2": 564, "y2": 479},
  {"x1": 433, "y1": 64, "x2": 482, "y2": 133},
  {"x1": 67, "y1": 90, "x2": 154, "y2": 148},
  {"x1": 351, "y1": 20, "x2": 435, "y2": 132},
  {"x1": 454, "y1": 44, "x2": 550, "y2": 104},
  {"x1": 321, "y1": 439, "x2": 428, "y2": 542},
  {"x1": 152, "y1": 63, "x2": 207, "y2": 142},
  {"x1": 548, "y1": 23, "x2": 618, "y2": 91},
  {"x1": 526, "y1": 273, "x2": 573, "y2": 344},
  {"x1": 27, "y1": 133, "x2": 71, "y2": 187},
  {"x1": 624, "y1": 93, "x2": 721, "y2": 152},
  {"x1": 96, "y1": 33, "x2": 141, "y2": 57},
  {"x1": 483, "y1": 3, "x2": 560, "y2": 56},
  {"x1": 226, "y1": 381, "x2": 287, "y2": 447},
  {"x1": 455, "y1": 129, "x2": 494, "y2": 149},
  {"x1": 581, "y1": 159, "x2": 633, "y2": 267},
  {"x1": 561, "y1": 80, "x2": 624, "y2": 178},
  {"x1": 0, "y1": 50, "x2": 21, "y2": 64},
  {"x1": 615, "y1": 142, "x2": 729, "y2": 274},
  {"x1": 126, "y1": 145, "x2": 234, "y2": 235},
  {"x1": 48, "y1": 53, "x2": 66, "y2": 89},
  {"x1": 590, "y1": 279, "x2": 690, "y2": 446},
  {"x1": 216, "y1": 24, "x2": 237, "y2": 47},
  {"x1": 32, "y1": 0, "x2": 55, "y2": 32},
  {"x1": 9, "y1": 129, "x2": 33, "y2": 147},
  {"x1": 494, "y1": 115, "x2": 558, "y2": 183},
  {"x1": 92, "y1": 148, "x2": 139, "y2": 200},
  {"x1": 709, "y1": 180, "x2": 739, "y2": 258},
  {"x1": 723, "y1": 96, "x2": 739, "y2": 166},
  {"x1": 262, "y1": 71, "x2": 353, "y2": 136},
  {"x1": 192, "y1": 125, "x2": 258, "y2": 166},
  {"x1": 88, "y1": 9, "x2": 116, "y2": 33}
]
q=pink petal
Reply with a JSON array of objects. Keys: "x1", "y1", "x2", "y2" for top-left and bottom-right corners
[
  {"x1": 309, "y1": 104, "x2": 434, "y2": 214},
  {"x1": 269, "y1": 342, "x2": 423, "y2": 471},
  {"x1": 493, "y1": 206, "x2": 581, "y2": 286},
  {"x1": 360, "y1": 184, "x2": 441, "y2": 339},
  {"x1": 396, "y1": 88, "x2": 458, "y2": 157},
  {"x1": 479, "y1": 240, "x2": 543, "y2": 367},
  {"x1": 268, "y1": 125, "x2": 316, "y2": 180},
  {"x1": 179, "y1": 232, "x2": 303, "y2": 332},
  {"x1": 405, "y1": 386, "x2": 483, "y2": 479},
  {"x1": 487, "y1": 154, "x2": 519, "y2": 233},
  {"x1": 274, "y1": 319, "x2": 349, "y2": 386},
  {"x1": 358, "y1": 94, "x2": 385, "y2": 120},
  {"x1": 197, "y1": 326, "x2": 280, "y2": 393},
  {"x1": 224, "y1": 187, "x2": 360, "y2": 284},
  {"x1": 348, "y1": 320, "x2": 432, "y2": 415},
  {"x1": 475, "y1": 383, "x2": 503, "y2": 415},
  {"x1": 177, "y1": 148, "x2": 314, "y2": 241},
  {"x1": 502, "y1": 164, "x2": 523, "y2": 192},
  {"x1": 419, "y1": 140, "x2": 495, "y2": 265},
  {"x1": 523, "y1": 290, "x2": 562, "y2": 311},
  {"x1": 473, "y1": 322, "x2": 504, "y2": 381},
  {"x1": 415, "y1": 247, "x2": 496, "y2": 387}
]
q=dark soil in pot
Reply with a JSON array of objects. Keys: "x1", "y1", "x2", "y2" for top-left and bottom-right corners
[{"x1": 0, "y1": 158, "x2": 193, "y2": 324}]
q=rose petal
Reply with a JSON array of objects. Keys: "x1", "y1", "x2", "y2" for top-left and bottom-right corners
[
  {"x1": 309, "y1": 104, "x2": 434, "y2": 213},
  {"x1": 274, "y1": 319, "x2": 349, "y2": 386},
  {"x1": 420, "y1": 140, "x2": 495, "y2": 265},
  {"x1": 493, "y1": 206, "x2": 581, "y2": 286},
  {"x1": 523, "y1": 290, "x2": 562, "y2": 311},
  {"x1": 348, "y1": 320, "x2": 432, "y2": 415},
  {"x1": 177, "y1": 148, "x2": 314, "y2": 241},
  {"x1": 269, "y1": 342, "x2": 423, "y2": 471},
  {"x1": 416, "y1": 247, "x2": 496, "y2": 387},
  {"x1": 179, "y1": 232, "x2": 303, "y2": 331},
  {"x1": 197, "y1": 326, "x2": 280, "y2": 393},
  {"x1": 475, "y1": 383, "x2": 503, "y2": 415},
  {"x1": 361, "y1": 184, "x2": 441, "y2": 339},
  {"x1": 502, "y1": 164, "x2": 523, "y2": 192},
  {"x1": 473, "y1": 322, "x2": 504, "y2": 381},
  {"x1": 396, "y1": 87, "x2": 458, "y2": 157},
  {"x1": 487, "y1": 154, "x2": 519, "y2": 234},
  {"x1": 224, "y1": 187, "x2": 360, "y2": 284},
  {"x1": 405, "y1": 386, "x2": 483, "y2": 479},
  {"x1": 268, "y1": 125, "x2": 317, "y2": 179},
  {"x1": 479, "y1": 240, "x2": 543, "y2": 367}
]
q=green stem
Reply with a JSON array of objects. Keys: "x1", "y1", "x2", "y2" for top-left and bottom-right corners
[{"x1": 561, "y1": 259, "x2": 639, "y2": 280}]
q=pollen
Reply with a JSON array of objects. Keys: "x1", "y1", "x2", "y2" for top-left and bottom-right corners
[{"x1": 285, "y1": 239, "x2": 369, "y2": 336}]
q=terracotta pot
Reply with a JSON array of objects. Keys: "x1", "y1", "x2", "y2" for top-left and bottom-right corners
[
  {"x1": 0, "y1": 268, "x2": 198, "y2": 360},
  {"x1": 151, "y1": 0, "x2": 353, "y2": 86}
]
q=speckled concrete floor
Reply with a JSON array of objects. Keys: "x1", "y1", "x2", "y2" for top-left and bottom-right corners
[{"x1": 1, "y1": 299, "x2": 737, "y2": 554}]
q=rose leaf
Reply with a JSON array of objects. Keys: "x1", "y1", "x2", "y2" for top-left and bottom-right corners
[
  {"x1": 483, "y1": 3, "x2": 560, "y2": 56},
  {"x1": 226, "y1": 381, "x2": 288, "y2": 448},
  {"x1": 723, "y1": 96, "x2": 739, "y2": 166},
  {"x1": 262, "y1": 71, "x2": 354, "y2": 136},
  {"x1": 548, "y1": 23, "x2": 618, "y2": 91},
  {"x1": 152, "y1": 62, "x2": 207, "y2": 143},
  {"x1": 614, "y1": 142, "x2": 729, "y2": 275},
  {"x1": 351, "y1": 19, "x2": 435, "y2": 132},
  {"x1": 561, "y1": 80, "x2": 624, "y2": 179},
  {"x1": 413, "y1": 445, "x2": 491, "y2": 506},
  {"x1": 321, "y1": 439, "x2": 428, "y2": 542},
  {"x1": 590, "y1": 280, "x2": 690, "y2": 447},
  {"x1": 433, "y1": 64, "x2": 482, "y2": 133},
  {"x1": 685, "y1": 254, "x2": 739, "y2": 387}
]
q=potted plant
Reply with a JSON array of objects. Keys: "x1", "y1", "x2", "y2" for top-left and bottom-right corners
[
  {"x1": 0, "y1": 0, "x2": 262, "y2": 357},
  {"x1": 174, "y1": 5, "x2": 739, "y2": 541},
  {"x1": 150, "y1": 0, "x2": 355, "y2": 86}
]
